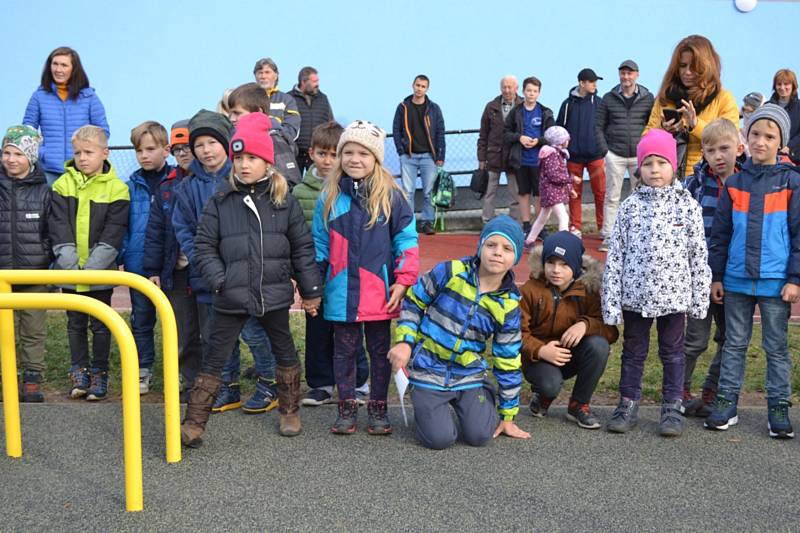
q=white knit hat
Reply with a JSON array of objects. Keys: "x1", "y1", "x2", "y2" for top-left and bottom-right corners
[{"x1": 337, "y1": 120, "x2": 386, "y2": 164}]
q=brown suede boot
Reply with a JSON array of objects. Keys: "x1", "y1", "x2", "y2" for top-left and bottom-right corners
[
  {"x1": 276, "y1": 364, "x2": 302, "y2": 437},
  {"x1": 181, "y1": 373, "x2": 222, "y2": 448}
]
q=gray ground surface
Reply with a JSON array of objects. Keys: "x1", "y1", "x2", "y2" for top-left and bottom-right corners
[{"x1": 2, "y1": 403, "x2": 799, "y2": 532}]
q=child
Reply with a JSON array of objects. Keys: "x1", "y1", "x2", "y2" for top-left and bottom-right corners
[
  {"x1": 524, "y1": 126, "x2": 579, "y2": 246},
  {"x1": 681, "y1": 118, "x2": 743, "y2": 417},
  {"x1": 49, "y1": 125, "x2": 130, "y2": 400},
  {"x1": 181, "y1": 112, "x2": 321, "y2": 446},
  {"x1": 0, "y1": 125, "x2": 51, "y2": 402},
  {"x1": 292, "y1": 121, "x2": 371, "y2": 406},
  {"x1": 705, "y1": 104, "x2": 800, "y2": 439},
  {"x1": 602, "y1": 128, "x2": 710, "y2": 437},
  {"x1": 313, "y1": 120, "x2": 419, "y2": 435},
  {"x1": 389, "y1": 215, "x2": 530, "y2": 449},
  {"x1": 520, "y1": 232, "x2": 618, "y2": 429},
  {"x1": 171, "y1": 109, "x2": 277, "y2": 413},
  {"x1": 120, "y1": 121, "x2": 173, "y2": 394},
  {"x1": 144, "y1": 119, "x2": 202, "y2": 395}
]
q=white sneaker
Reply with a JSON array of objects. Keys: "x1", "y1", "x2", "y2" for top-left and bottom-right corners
[
  {"x1": 598, "y1": 239, "x2": 608, "y2": 252},
  {"x1": 355, "y1": 382, "x2": 370, "y2": 405},
  {"x1": 569, "y1": 226, "x2": 582, "y2": 238},
  {"x1": 139, "y1": 367, "x2": 152, "y2": 395}
]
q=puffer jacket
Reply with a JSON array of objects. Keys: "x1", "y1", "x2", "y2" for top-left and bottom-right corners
[
  {"x1": 0, "y1": 165, "x2": 52, "y2": 270},
  {"x1": 288, "y1": 86, "x2": 334, "y2": 152},
  {"x1": 143, "y1": 167, "x2": 188, "y2": 290},
  {"x1": 602, "y1": 184, "x2": 710, "y2": 324},
  {"x1": 194, "y1": 177, "x2": 321, "y2": 316},
  {"x1": 120, "y1": 165, "x2": 173, "y2": 275},
  {"x1": 477, "y1": 94, "x2": 522, "y2": 172},
  {"x1": 556, "y1": 87, "x2": 605, "y2": 163},
  {"x1": 22, "y1": 85, "x2": 110, "y2": 175},
  {"x1": 595, "y1": 84, "x2": 654, "y2": 158},
  {"x1": 519, "y1": 247, "x2": 618, "y2": 364},
  {"x1": 503, "y1": 101, "x2": 555, "y2": 170},
  {"x1": 291, "y1": 166, "x2": 324, "y2": 225},
  {"x1": 395, "y1": 257, "x2": 522, "y2": 420}
]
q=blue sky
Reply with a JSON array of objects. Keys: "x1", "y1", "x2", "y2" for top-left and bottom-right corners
[{"x1": 2, "y1": 0, "x2": 797, "y2": 146}]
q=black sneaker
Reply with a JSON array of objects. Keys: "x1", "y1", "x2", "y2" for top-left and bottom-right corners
[
  {"x1": 421, "y1": 222, "x2": 436, "y2": 235},
  {"x1": 529, "y1": 392, "x2": 554, "y2": 418},
  {"x1": 302, "y1": 388, "x2": 333, "y2": 406},
  {"x1": 566, "y1": 402, "x2": 601, "y2": 429},
  {"x1": 367, "y1": 400, "x2": 393, "y2": 435},
  {"x1": 331, "y1": 400, "x2": 358, "y2": 434},
  {"x1": 768, "y1": 399, "x2": 794, "y2": 439}
]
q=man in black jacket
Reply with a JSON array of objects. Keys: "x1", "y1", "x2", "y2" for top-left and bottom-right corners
[
  {"x1": 595, "y1": 60, "x2": 654, "y2": 251},
  {"x1": 289, "y1": 66, "x2": 334, "y2": 173}
]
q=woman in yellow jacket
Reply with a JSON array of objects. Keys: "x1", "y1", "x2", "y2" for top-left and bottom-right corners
[{"x1": 644, "y1": 35, "x2": 739, "y2": 177}]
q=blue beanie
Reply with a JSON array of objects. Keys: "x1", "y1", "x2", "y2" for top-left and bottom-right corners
[
  {"x1": 478, "y1": 215, "x2": 525, "y2": 265},
  {"x1": 542, "y1": 231, "x2": 584, "y2": 278}
]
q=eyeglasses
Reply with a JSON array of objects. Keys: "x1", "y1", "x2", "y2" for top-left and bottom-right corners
[{"x1": 172, "y1": 145, "x2": 191, "y2": 155}]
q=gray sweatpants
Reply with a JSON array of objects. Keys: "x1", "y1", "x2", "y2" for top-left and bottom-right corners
[{"x1": 411, "y1": 382, "x2": 498, "y2": 450}]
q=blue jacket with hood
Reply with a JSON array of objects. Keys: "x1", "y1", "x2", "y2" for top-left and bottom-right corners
[
  {"x1": 143, "y1": 167, "x2": 188, "y2": 291},
  {"x1": 556, "y1": 87, "x2": 606, "y2": 163}
]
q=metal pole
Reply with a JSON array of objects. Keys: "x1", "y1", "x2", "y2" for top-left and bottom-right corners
[{"x1": 0, "y1": 281, "x2": 21, "y2": 458}]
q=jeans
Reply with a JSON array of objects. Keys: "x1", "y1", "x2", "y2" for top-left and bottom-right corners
[
  {"x1": 400, "y1": 152, "x2": 437, "y2": 224},
  {"x1": 619, "y1": 311, "x2": 685, "y2": 402},
  {"x1": 522, "y1": 335, "x2": 610, "y2": 404},
  {"x1": 165, "y1": 269, "x2": 202, "y2": 383},
  {"x1": 683, "y1": 302, "x2": 725, "y2": 391},
  {"x1": 718, "y1": 291, "x2": 792, "y2": 400},
  {"x1": 567, "y1": 159, "x2": 606, "y2": 231},
  {"x1": 304, "y1": 301, "x2": 369, "y2": 391},
  {"x1": 602, "y1": 150, "x2": 638, "y2": 238},
  {"x1": 64, "y1": 288, "x2": 114, "y2": 371},
  {"x1": 220, "y1": 317, "x2": 276, "y2": 383},
  {"x1": 130, "y1": 288, "x2": 157, "y2": 369},
  {"x1": 333, "y1": 320, "x2": 391, "y2": 401},
  {"x1": 12, "y1": 285, "x2": 49, "y2": 373},
  {"x1": 482, "y1": 170, "x2": 520, "y2": 222}
]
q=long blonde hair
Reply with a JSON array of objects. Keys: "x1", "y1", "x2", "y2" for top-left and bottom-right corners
[
  {"x1": 229, "y1": 164, "x2": 288, "y2": 206},
  {"x1": 322, "y1": 162, "x2": 401, "y2": 228}
]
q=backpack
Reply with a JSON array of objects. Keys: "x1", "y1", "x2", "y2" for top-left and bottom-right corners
[{"x1": 431, "y1": 167, "x2": 456, "y2": 209}]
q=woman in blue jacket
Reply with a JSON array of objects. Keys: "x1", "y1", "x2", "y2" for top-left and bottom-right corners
[{"x1": 23, "y1": 47, "x2": 110, "y2": 186}]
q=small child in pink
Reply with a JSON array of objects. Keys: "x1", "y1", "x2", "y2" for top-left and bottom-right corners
[{"x1": 525, "y1": 126, "x2": 578, "y2": 246}]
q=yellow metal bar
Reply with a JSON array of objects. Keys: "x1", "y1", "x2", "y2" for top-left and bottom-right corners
[
  {"x1": 0, "y1": 292, "x2": 143, "y2": 512},
  {"x1": 0, "y1": 271, "x2": 180, "y2": 463},
  {"x1": 0, "y1": 281, "x2": 21, "y2": 458}
]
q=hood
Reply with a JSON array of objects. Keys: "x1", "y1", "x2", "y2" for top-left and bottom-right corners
[
  {"x1": 742, "y1": 158, "x2": 794, "y2": 177},
  {"x1": 188, "y1": 158, "x2": 232, "y2": 184},
  {"x1": 527, "y1": 245, "x2": 604, "y2": 294},
  {"x1": 300, "y1": 167, "x2": 325, "y2": 191},
  {"x1": 62, "y1": 160, "x2": 118, "y2": 185},
  {"x1": 568, "y1": 86, "x2": 596, "y2": 103}
]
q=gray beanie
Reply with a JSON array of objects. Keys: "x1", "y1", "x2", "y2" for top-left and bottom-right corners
[{"x1": 747, "y1": 103, "x2": 791, "y2": 148}]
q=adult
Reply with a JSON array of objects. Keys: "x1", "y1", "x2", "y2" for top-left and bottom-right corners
[
  {"x1": 768, "y1": 68, "x2": 800, "y2": 158},
  {"x1": 23, "y1": 47, "x2": 110, "y2": 186},
  {"x1": 252, "y1": 57, "x2": 301, "y2": 146},
  {"x1": 556, "y1": 68, "x2": 606, "y2": 237},
  {"x1": 392, "y1": 74, "x2": 445, "y2": 235},
  {"x1": 289, "y1": 66, "x2": 334, "y2": 173},
  {"x1": 595, "y1": 60, "x2": 654, "y2": 252},
  {"x1": 644, "y1": 34, "x2": 739, "y2": 178}
]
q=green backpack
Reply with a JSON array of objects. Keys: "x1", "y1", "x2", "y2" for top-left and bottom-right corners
[{"x1": 431, "y1": 168, "x2": 456, "y2": 209}]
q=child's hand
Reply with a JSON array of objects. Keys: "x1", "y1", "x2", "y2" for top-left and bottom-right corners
[
  {"x1": 149, "y1": 275, "x2": 161, "y2": 288},
  {"x1": 493, "y1": 420, "x2": 531, "y2": 440},
  {"x1": 710, "y1": 282, "x2": 725, "y2": 304},
  {"x1": 386, "y1": 283, "x2": 409, "y2": 313},
  {"x1": 302, "y1": 297, "x2": 321, "y2": 316},
  {"x1": 387, "y1": 343, "x2": 412, "y2": 373},
  {"x1": 570, "y1": 190, "x2": 578, "y2": 199},
  {"x1": 572, "y1": 175, "x2": 582, "y2": 185},
  {"x1": 781, "y1": 283, "x2": 800, "y2": 304},
  {"x1": 560, "y1": 322, "x2": 587, "y2": 348},
  {"x1": 538, "y1": 340, "x2": 572, "y2": 366}
]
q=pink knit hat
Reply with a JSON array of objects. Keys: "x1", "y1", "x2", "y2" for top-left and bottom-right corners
[
  {"x1": 636, "y1": 128, "x2": 677, "y2": 171},
  {"x1": 230, "y1": 112, "x2": 275, "y2": 164}
]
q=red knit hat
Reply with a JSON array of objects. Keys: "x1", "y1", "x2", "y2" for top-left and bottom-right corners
[{"x1": 230, "y1": 112, "x2": 274, "y2": 164}]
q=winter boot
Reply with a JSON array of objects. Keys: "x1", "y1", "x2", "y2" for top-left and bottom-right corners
[
  {"x1": 242, "y1": 376, "x2": 279, "y2": 414},
  {"x1": 181, "y1": 373, "x2": 222, "y2": 448},
  {"x1": 211, "y1": 381, "x2": 241, "y2": 412},
  {"x1": 331, "y1": 400, "x2": 358, "y2": 434},
  {"x1": 659, "y1": 400, "x2": 686, "y2": 437},
  {"x1": 367, "y1": 400, "x2": 393, "y2": 435},
  {"x1": 20, "y1": 371, "x2": 44, "y2": 403},
  {"x1": 276, "y1": 364, "x2": 302, "y2": 437}
]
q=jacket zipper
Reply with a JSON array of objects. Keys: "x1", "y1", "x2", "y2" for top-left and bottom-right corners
[
  {"x1": 243, "y1": 192, "x2": 266, "y2": 316},
  {"x1": 10, "y1": 180, "x2": 18, "y2": 268},
  {"x1": 549, "y1": 286, "x2": 561, "y2": 336}
]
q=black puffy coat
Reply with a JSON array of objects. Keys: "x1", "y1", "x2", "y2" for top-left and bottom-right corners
[
  {"x1": 194, "y1": 177, "x2": 321, "y2": 316},
  {"x1": 595, "y1": 84, "x2": 654, "y2": 158},
  {"x1": 0, "y1": 165, "x2": 52, "y2": 269}
]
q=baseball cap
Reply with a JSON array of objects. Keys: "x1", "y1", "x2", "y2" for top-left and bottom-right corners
[
  {"x1": 578, "y1": 68, "x2": 603, "y2": 82},
  {"x1": 618, "y1": 60, "x2": 639, "y2": 72}
]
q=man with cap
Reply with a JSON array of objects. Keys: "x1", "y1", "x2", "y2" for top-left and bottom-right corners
[
  {"x1": 556, "y1": 68, "x2": 607, "y2": 237},
  {"x1": 252, "y1": 57, "x2": 302, "y2": 146},
  {"x1": 289, "y1": 66, "x2": 334, "y2": 174},
  {"x1": 595, "y1": 60, "x2": 655, "y2": 251}
]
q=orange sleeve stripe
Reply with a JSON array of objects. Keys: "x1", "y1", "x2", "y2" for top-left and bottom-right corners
[
  {"x1": 764, "y1": 188, "x2": 792, "y2": 215},
  {"x1": 728, "y1": 187, "x2": 750, "y2": 213}
]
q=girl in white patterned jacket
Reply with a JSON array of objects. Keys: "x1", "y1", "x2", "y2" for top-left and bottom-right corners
[{"x1": 601, "y1": 129, "x2": 710, "y2": 438}]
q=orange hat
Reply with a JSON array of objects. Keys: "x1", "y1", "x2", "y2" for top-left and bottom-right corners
[{"x1": 170, "y1": 119, "x2": 190, "y2": 146}]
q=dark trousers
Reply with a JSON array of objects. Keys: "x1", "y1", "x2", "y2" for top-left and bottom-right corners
[
  {"x1": 202, "y1": 309, "x2": 297, "y2": 376},
  {"x1": 333, "y1": 320, "x2": 391, "y2": 401},
  {"x1": 304, "y1": 303, "x2": 369, "y2": 390},
  {"x1": 129, "y1": 287, "x2": 157, "y2": 368},
  {"x1": 683, "y1": 302, "x2": 725, "y2": 391},
  {"x1": 64, "y1": 288, "x2": 114, "y2": 371},
  {"x1": 165, "y1": 269, "x2": 203, "y2": 384},
  {"x1": 522, "y1": 335, "x2": 610, "y2": 404},
  {"x1": 620, "y1": 311, "x2": 685, "y2": 402}
]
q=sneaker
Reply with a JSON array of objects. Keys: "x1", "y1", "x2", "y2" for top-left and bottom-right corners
[
  {"x1": 20, "y1": 371, "x2": 44, "y2": 403},
  {"x1": 331, "y1": 399, "x2": 358, "y2": 434},
  {"x1": 704, "y1": 390, "x2": 739, "y2": 431},
  {"x1": 86, "y1": 369, "x2": 108, "y2": 401},
  {"x1": 69, "y1": 366, "x2": 90, "y2": 399},
  {"x1": 421, "y1": 222, "x2": 436, "y2": 235},
  {"x1": 685, "y1": 387, "x2": 715, "y2": 418},
  {"x1": 529, "y1": 392, "x2": 554, "y2": 418},
  {"x1": 212, "y1": 382, "x2": 241, "y2": 412},
  {"x1": 659, "y1": 400, "x2": 686, "y2": 437},
  {"x1": 367, "y1": 400, "x2": 393, "y2": 435},
  {"x1": 569, "y1": 226, "x2": 582, "y2": 238},
  {"x1": 139, "y1": 367, "x2": 152, "y2": 395},
  {"x1": 767, "y1": 399, "x2": 794, "y2": 439},
  {"x1": 242, "y1": 377, "x2": 278, "y2": 414},
  {"x1": 606, "y1": 397, "x2": 639, "y2": 433},
  {"x1": 302, "y1": 388, "x2": 334, "y2": 406},
  {"x1": 566, "y1": 401, "x2": 601, "y2": 429},
  {"x1": 598, "y1": 239, "x2": 608, "y2": 252},
  {"x1": 355, "y1": 382, "x2": 370, "y2": 405}
]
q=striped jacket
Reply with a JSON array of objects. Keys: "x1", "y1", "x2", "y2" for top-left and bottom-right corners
[
  {"x1": 396, "y1": 257, "x2": 523, "y2": 420},
  {"x1": 709, "y1": 160, "x2": 800, "y2": 296}
]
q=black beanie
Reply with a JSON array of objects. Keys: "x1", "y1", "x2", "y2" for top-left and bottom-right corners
[
  {"x1": 542, "y1": 231, "x2": 584, "y2": 278},
  {"x1": 188, "y1": 109, "x2": 234, "y2": 157}
]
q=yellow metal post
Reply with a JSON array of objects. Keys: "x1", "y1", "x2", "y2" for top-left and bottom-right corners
[
  {"x1": 0, "y1": 270, "x2": 180, "y2": 463},
  {"x1": 0, "y1": 281, "x2": 21, "y2": 458},
  {"x1": 0, "y1": 292, "x2": 143, "y2": 512}
]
